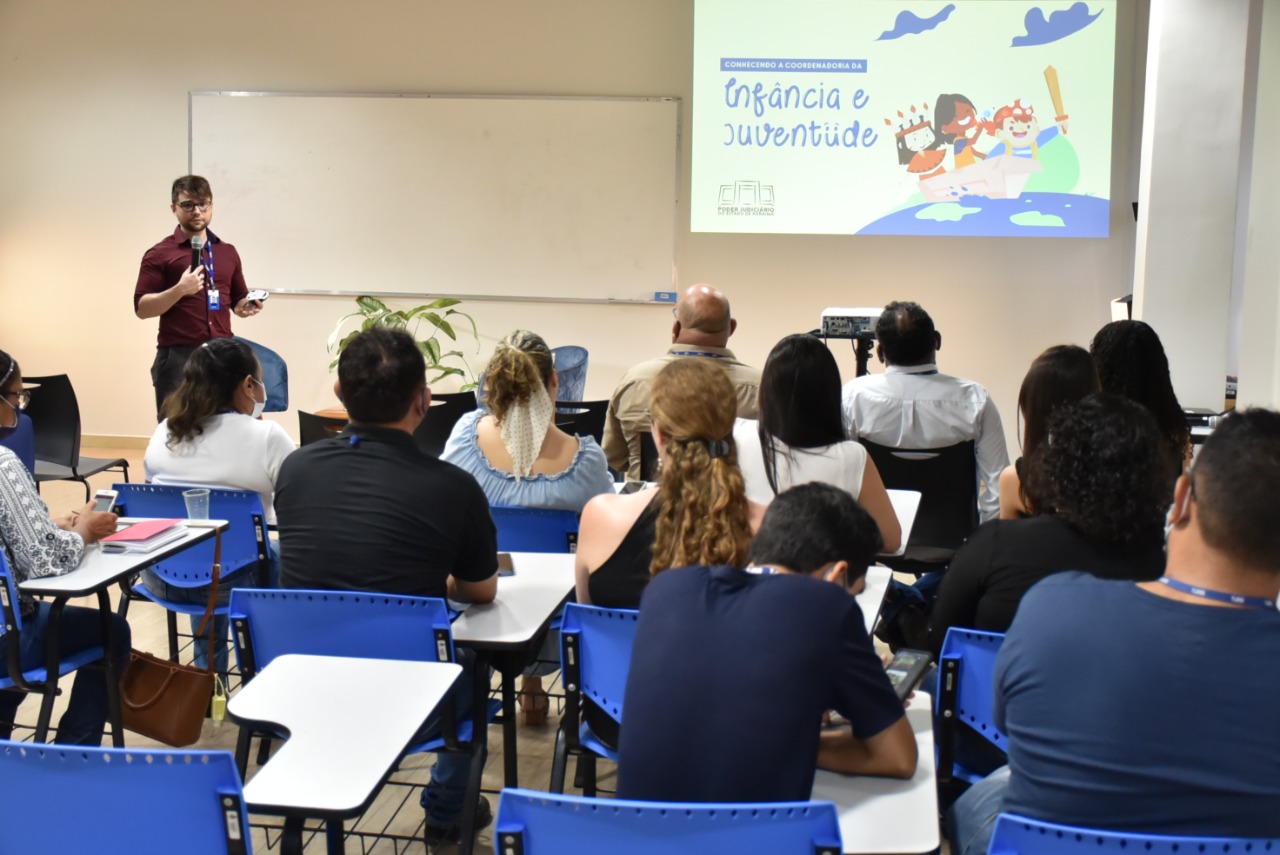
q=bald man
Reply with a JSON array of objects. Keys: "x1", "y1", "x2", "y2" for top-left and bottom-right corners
[{"x1": 603, "y1": 284, "x2": 761, "y2": 479}]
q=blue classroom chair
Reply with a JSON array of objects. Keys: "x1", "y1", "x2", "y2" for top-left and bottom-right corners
[
  {"x1": 0, "y1": 740, "x2": 251, "y2": 854},
  {"x1": 550, "y1": 603, "x2": 638, "y2": 795},
  {"x1": 0, "y1": 551, "x2": 107, "y2": 744},
  {"x1": 0, "y1": 412, "x2": 36, "y2": 475},
  {"x1": 497, "y1": 788, "x2": 842, "y2": 855},
  {"x1": 936, "y1": 628, "x2": 1007, "y2": 800},
  {"x1": 987, "y1": 813, "x2": 1280, "y2": 854},
  {"x1": 115, "y1": 483, "x2": 270, "y2": 671},
  {"x1": 229, "y1": 588, "x2": 499, "y2": 853},
  {"x1": 490, "y1": 505, "x2": 579, "y2": 554}
]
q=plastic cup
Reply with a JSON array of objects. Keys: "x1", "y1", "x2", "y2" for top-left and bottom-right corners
[{"x1": 183, "y1": 488, "x2": 210, "y2": 520}]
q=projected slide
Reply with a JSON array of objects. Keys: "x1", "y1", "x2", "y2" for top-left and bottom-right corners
[{"x1": 691, "y1": 1, "x2": 1117, "y2": 237}]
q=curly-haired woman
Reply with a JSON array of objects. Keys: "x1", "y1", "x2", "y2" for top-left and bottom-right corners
[
  {"x1": 575, "y1": 358, "x2": 766, "y2": 611},
  {"x1": 927, "y1": 393, "x2": 1171, "y2": 657}
]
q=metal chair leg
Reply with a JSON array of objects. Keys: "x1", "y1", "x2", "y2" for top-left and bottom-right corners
[
  {"x1": 549, "y1": 724, "x2": 568, "y2": 794},
  {"x1": 166, "y1": 611, "x2": 179, "y2": 662}
]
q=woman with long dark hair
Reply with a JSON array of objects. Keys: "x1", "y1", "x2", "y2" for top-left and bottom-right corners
[
  {"x1": 1090, "y1": 320, "x2": 1191, "y2": 478},
  {"x1": 142, "y1": 337, "x2": 294, "y2": 672},
  {"x1": 734, "y1": 334, "x2": 900, "y2": 552},
  {"x1": 998, "y1": 344, "x2": 1099, "y2": 518}
]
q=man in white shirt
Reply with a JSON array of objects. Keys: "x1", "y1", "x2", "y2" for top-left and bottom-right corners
[{"x1": 842, "y1": 301, "x2": 1008, "y2": 522}]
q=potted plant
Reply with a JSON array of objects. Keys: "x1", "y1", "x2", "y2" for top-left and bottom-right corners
[{"x1": 327, "y1": 296, "x2": 481, "y2": 391}]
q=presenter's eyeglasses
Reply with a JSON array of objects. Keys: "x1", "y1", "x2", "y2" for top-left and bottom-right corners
[{"x1": 176, "y1": 200, "x2": 212, "y2": 212}]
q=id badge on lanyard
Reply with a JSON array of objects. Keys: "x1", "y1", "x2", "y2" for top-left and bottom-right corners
[{"x1": 201, "y1": 242, "x2": 220, "y2": 310}]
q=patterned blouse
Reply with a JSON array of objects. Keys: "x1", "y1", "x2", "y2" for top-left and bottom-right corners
[{"x1": 0, "y1": 447, "x2": 85, "y2": 616}]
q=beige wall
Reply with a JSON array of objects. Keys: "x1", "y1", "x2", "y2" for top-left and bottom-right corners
[
  {"x1": 1238, "y1": 0, "x2": 1280, "y2": 408},
  {"x1": 0, "y1": 0, "x2": 1148, "y2": 453}
]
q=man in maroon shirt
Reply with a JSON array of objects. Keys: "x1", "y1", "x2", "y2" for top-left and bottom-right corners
[{"x1": 134, "y1": 175, "x2": 265, "y2": 419}]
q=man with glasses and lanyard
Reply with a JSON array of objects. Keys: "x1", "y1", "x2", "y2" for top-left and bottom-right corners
[{"x1": 134, "y1": 175, "x2": 265, "y2": 420}]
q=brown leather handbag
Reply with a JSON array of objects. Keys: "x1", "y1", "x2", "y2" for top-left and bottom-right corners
[{"x1": 120, "y1": 530, "x2": 222, "y2": 747}]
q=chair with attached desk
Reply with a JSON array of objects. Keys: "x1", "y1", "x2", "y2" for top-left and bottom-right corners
[
  {"x1": 639, "y1": 430, "x2": 661, "y2": 482},
  {"x1": 986, "y1": 813, "x2": 1280, "y2": 854},
  {"x1": 550, "y1": 602, "x2": 639, "y2": 796},
  {"x1": 297, "y1": 411, "x2": 346, "y2": 446},
  {"x1": 24, "y1": 374, "x2": 129, "y2": 503},
  {"x1": 0, "y1": 740, "x2": 252, "y2": 855},
  {"x1": 491, "y1": 505, "x2": 580, "y2": 554},
  {"x1": 229, "y1": 588, "x2": 498, "y2": 854},
  {"x1": 555, "y1": 399, "x2": 608, "y2": 445},
  {"x1": 413, "y1": 391, "x2": 478, "y2": 458},
  {"x1": 860, "y1": 439, "x2": 978, "y2": 575},
  {"x1": 497, "y1": 788, "x2": 843, "y2": 855},
  {"x1": 936, "y1": 628, "x2": 1007, "y2": 805},
  {"x1": 0, "y1": 552, "x2": 107, "y2": 744},
  {"x1": 115, "y1": 484, "x2": 270, "y2": 671}
]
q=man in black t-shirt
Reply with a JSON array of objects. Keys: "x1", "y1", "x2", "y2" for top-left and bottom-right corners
[
  {"x1": 274, "y1": 327, "x2": 498, "y2": 842},
  {"x1": 617, "y1": 483, "x2": 917, "y2": 803}
]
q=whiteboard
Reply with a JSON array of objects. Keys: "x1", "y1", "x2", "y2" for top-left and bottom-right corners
[{"x1": 189, "y1": 92, "x2": 681, "y2": 303}]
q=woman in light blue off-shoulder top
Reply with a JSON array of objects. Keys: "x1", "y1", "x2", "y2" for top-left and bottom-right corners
[{"x1": 441, "y1": 330, "x2": 615, "y2": 724}]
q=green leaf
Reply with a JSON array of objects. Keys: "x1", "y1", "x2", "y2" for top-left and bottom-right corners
[
  {"x1": 446, "y1": 309, "x2": 480, "y2": 350},
  {"x1": 422, "y1": 298, "x2": 461, "y2": 310},
  {"x1": 428, "y1": 366, "x2": 466, "y2": 383},
  {"x1": 423, "y1": 313, "x2": 456, "y2": 340},
  {"x1": 423, "y1": 338, "x2": 442, "y2": 364},
  {"x1": 356, "y1": 295, "x2": 388, "y2": 315}
]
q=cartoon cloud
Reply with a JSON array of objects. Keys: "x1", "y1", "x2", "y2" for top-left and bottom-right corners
[
  {"x1": 1012, "y1": 2, "x2": 1103, "y2": 47},
  {"x1": 878, "y1": 3, "x2": 956, "y2": 41}
]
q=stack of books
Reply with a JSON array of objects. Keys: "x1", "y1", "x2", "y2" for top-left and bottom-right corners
[{"x1": 101, "y1": 519, "x2": 188, "y2": 554}]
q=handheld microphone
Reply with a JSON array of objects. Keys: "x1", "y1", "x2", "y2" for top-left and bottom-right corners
[{"x1": 190, "y1": 235, "x2": 204, "y2": 273}]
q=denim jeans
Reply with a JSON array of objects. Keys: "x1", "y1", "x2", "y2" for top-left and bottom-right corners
[
  {"x1": 0, "y1": 602, "x2": 132, "y2": 745},
  {"x1": 140, "y1": 541, "x2": 280, "y2": 673},
  {"x1": 946, "y1": 765, "x2": 1011, "y2": 855},
  {"x1": 414, "y1": 647, "x2": 487, "y2": 823}
]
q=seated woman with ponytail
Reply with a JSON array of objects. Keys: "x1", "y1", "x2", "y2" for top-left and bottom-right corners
[
  {"x1": 442, "y1": 329, "x2": 614, "y2": 512},
  {"x1": 577, "y1": 358, "x2": 766, "y2": 610},
  {"x1": 574, "y1": 358, "x2": 766, "y2": 746},
  {"x1": 442, "y1": 330, "x2": 613, "y2": 724},
  {"x1": 142, "y1": 337, "x2": 295, "y2": 673}
]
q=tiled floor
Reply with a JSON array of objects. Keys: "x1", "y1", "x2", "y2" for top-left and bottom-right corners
[{"x1": 19, "y1": 445, "x2": 944, "y2": 854}]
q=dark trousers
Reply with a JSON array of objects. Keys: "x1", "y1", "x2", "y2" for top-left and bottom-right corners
[
  {"x1": 0, "y1": 602, "x2": 132, "y2": 745},
  {"x1": 151, "y1": 345, "x2": 197, "y2": 421}
]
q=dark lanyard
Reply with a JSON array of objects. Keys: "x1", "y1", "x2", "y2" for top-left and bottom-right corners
[
  {"x1": 670, "y1": 350, "x2": 728, "y2": 359},
  {"x1": 1156, "y1": 576, "x2": 1275, "y2": 610}
]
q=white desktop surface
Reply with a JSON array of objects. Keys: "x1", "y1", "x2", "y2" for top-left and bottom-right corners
[
  {"x1": 884, "y1": 490, "x2": 922, "y2": 558},
  {"x1": 18, "y1": 519, "x2": 228, "y2": 597},
  {"x1": 811, "y1": 694, "x2": 940, "y2": 855},
  {"x1": 857, "y1": 565, "x2": 892, "y2": 636},
  {"x1": 451, "y1": 551, "x2": 575, "y2": 649},
  {"x1": 229, "y1": 654, "x2": 462, "y2": 816}
]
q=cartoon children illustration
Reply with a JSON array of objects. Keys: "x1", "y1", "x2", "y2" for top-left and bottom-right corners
[
  {"x1": 934, "y1": 94, "x2": 986, "y2": 169},
  {"x1": 886, "y1": 103, "x2": 945, "y2": 179},
  {"x1": 985, "y1": 99, "x2": 1068, "y2": 159}
]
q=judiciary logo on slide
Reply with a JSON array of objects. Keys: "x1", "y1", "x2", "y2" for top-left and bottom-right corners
[{"x1": 692, "y1": 1, "x2": 1117, "y2": 238}]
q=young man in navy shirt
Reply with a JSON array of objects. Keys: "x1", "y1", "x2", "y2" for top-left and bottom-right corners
[{"x1": 617, "y1": 482, "x2": 917, "y2": 802}]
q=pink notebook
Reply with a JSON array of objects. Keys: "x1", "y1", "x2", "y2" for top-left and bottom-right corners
[{"x1": 101, "y1": 518, "x2": 184, "y2": 543}]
